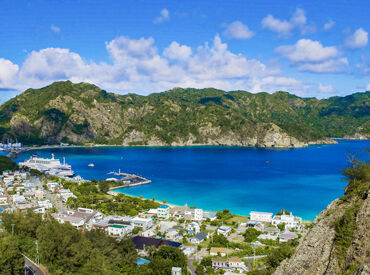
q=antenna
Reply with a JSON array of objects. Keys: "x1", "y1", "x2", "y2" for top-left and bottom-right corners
[{"x1": 35, "y1": 240, "x2": 40, "y2": 265}]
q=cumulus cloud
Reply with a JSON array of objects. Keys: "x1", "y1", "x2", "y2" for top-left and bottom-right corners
[
  {"x1": 50, "y1": 24, "x2": 61, "y2": 33},
  {"x1": 0, "y1": 35, "x2": 312, "y2": 96},
  {"x1": 318, "y1": 83, "x2": 335, "y2": 93},
  {"x1": 276, "y1": 39, "x2": 339, "y2": 63},
  {"x1": 345, "y1": 28, "x2": 368, "y2": 49},
  {"x1": 153, "y1": 9, "x2": 170, "y2": 24},
  {"x1": 223, "y1": 21, "x2": 255, "y2": 39},
  {"x1": 261, "y1": 8, "x2": 313, "y2": 37},
  {"x1": 0, "y1": 58, "x2": 19, "y2": 88},
  {"x1": 163, "y1": 42, "x2": 192, "y2": 60},
  {"x1": 323, "y1": 20, "x2": 335, "y2": 31},
  {"x1": 276, "y1": 39, "x2": 348, "y2": 73}
]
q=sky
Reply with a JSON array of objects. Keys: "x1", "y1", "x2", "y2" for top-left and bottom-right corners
[{"x1": 0, "y1": 0, "x2": 369, "y2": 103}]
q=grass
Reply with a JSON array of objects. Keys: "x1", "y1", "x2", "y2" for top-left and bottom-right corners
[{"x1": 228, "y1": 215, "x2": 250, "y2": 224}]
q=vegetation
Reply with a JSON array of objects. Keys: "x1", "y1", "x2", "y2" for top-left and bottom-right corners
[
  {"x1": 62, "y1": 179, "x2": 161, "y2": 216},
  {"x1": 0, "y1": 155, "x2": 18, "y2": 173},
  {"x1": 0, "y1": 81, "x2": 368, "y2": 145},
  {"x1": 0, "y1": 210, "x2": 187, "y2": 274}
]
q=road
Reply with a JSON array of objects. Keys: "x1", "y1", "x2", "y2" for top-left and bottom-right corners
[{"x1": 24, "y1": 255, "x2": 48, "y2": 275}]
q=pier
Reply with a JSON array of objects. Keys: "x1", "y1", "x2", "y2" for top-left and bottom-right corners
[{"x1": 109, "y1": 170, "x2": 151, "y2": 190}]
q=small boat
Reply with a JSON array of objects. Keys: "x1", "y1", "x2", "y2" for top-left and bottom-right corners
[
  {"x1": 265, "y1": 161, "x2": 270, "y2": 163},
  {"x1": 88, "y1": 163, "x2": 95, "y2": 167}
]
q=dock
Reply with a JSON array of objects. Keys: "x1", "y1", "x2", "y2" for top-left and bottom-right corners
[{"x1": 109, "y1": 170, "x2": 151, "y2": 190}]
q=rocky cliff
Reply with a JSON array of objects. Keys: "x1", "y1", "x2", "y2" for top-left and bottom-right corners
[
  {"x1": 0, "y1": 81, "x2": 368, "y2": 147},
  {"x1": 274, "y1": 161, "x2": 370, "y2": 275}
]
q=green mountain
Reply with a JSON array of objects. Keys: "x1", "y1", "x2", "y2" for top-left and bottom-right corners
[{"x1": 0, "y1": 81, "x2": 369, "y2": 147}]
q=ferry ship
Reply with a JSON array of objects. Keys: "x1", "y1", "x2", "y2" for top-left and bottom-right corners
[{"x1": 19, "y1": 154, "x2": 74, "y2": 177}]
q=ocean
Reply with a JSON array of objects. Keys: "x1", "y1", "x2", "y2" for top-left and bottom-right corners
[{"x1": 14, "y1": 139, "x2": 369, "y2": 220}]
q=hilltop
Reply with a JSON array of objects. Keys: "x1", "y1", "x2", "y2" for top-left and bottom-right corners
[{"x1": 0, "y1": 81, "x2": 369, "y2": 147}]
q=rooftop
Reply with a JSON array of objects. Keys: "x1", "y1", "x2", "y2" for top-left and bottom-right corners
[
  {"x1": 109, "y1": 224, "x2": 127, "y2": 229},
  {"x1": 158, "y1": 205, "x2": 169, "y2": 209}
]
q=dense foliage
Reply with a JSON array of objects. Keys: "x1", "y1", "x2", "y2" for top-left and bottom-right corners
[
  {"x1": 0, "y1": 155, "x2": 18, "y2": 173},
  {"x1": 0, "y1": 210, "x2": 187, "y2": 274},
  {"x1": 63, "y1": 179, "x2": 161, "y2": 216},
  {"x1": 0, "y1": 81, "x2": 368, "y2": 145}
]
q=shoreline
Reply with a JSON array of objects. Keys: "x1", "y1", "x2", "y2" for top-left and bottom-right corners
[{"x1": 110, "y1": 189, "x2": 315, "y2": 223}]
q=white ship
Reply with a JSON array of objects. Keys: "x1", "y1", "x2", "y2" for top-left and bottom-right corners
[{"x1": 19, "y1": 153, "x2": 74, "y2": 177}]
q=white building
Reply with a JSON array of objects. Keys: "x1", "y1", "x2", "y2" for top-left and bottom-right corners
[
  {"x1": 51, "y1": 214, "x2": 85, "y2": 228},
  {"x1": 157, "y1": 205, "x2": 170, "y2": 219},
  {"x1": 217, "y1": 225, "x2": 231, "y2": 236},
  {"x1": 228, "y1": 258, "x2": 246, "y2": 271},
  {"x1": 250, "y1": 211, "x2": 273, "y2": 223},
  {"x1": 272, "y1": 212, "x2": 302, "y2": 229},
  {"x1": 131, "y1": 217, "x2": 152, "y2": 230},
  {"x1": 38, "y1": 199, "x2": 53, "y2": 209},
  {"x1": 187, "y1": 222, "x2": 201, "y2": 234},
  {"x1": 108, "y1": 224, "x2": 133, "y2": 237}
]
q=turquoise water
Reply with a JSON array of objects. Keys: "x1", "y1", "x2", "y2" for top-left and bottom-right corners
[{"x1": 14, "y1": 140, "x2": 369, "y2": 220}]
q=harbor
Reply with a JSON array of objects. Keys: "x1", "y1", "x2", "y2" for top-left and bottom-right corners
[{"x1": 108, "y1": 169, "x2": 152, "y2": 189}]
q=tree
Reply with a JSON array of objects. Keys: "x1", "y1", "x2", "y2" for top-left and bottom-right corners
[
  {"x1": 209, "y1": 234, "x2": 229, "y2": 247},
  {"x1": 277, "y1": 223, "x2": 286, "y2": 232},
  {"x1": 152, "y1": 246, "x2": 187, "y2": 271},
  {"x1": 98, "y1": 180, "x2": 110, "y2": 193},
  {"x1": 244, "y1": 228, "x2": 261, "y2": 242},
  {"x1": 0, "y1": 232, "x2": 24, "y2": 275}
]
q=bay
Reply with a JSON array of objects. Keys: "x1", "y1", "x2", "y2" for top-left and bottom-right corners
[{"x1": 14, "y1": 139, "x2": 369, "y2": 220}]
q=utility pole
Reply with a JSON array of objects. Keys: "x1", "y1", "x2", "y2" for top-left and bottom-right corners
[
  {"x1": 253, "y1": 244, "x2": 256, "y2": 268},
  {"x1": 11, "y1": 224, "x2": 15, "y2": 234},
  {"x1": 35, "y1": 240, "x2": 40, "y2": 265}
]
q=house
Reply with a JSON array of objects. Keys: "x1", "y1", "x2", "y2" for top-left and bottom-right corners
[
  {"x1": 184, "y1": 208, "x2": 203, "y2": 221},
  {"x1": 272, "y1": 212, "x2": 302, "y2": 229},
  {"x1": 182, "y1": 247, "x2": 196, "y2": 257},
  {"x1": 132, "y1": 236, "x2": 182, "y2": 250},
  {"x1": 46, "y1": 182, "x2": 59, "y2": 192},
  {"x1": 190, "y1": 232, "x2": 207, "y2": 245},
  {"x1": 0, "y1": 195, "x2": 8, "y2": 204},
  {"x1": 157, "y1": 205, "x2": 170, "y2": 219},
  {"x1": 166, "y1": 228, "x2": 179, "y2": 240},
  {"x1": 131, "y1": 217, "x2": 152, "y2": 230},
  {"x1": 278, "y1": 231, "x2": 298, "y2": 242},
  {"x1": 142, "y1": 229, "x2": 156, "y2": 238},
  {"x1": 171, "y1": 267, "x2": 182, "y2": 275},
  {"x1": 228, "y1": 258, "x2": 246, "y2": 271},
  {"x1": 250, "y1": 211, "x2": 273, "y2": 223},
  {"x1": 108, "y1": 224, "x2": 133, "y2": 237},
  {"x1": 170, "y1": 204, "x2": 189, "y2": 219},
  {"x1": 263, "y1": 227, "x2": 280, "y2": 234},
  {"x1": 187, "y1": 221, "x2": 200, "y2": 234},
  {"x1": 258, "y1": 234, "x2": 278, "y2": 241},
  {"x1": 158, "y1": 221, "x2": 177, "y2": 233},
  {"x1": 217, "y1": 225, "x2": 231, "y2": 236},
  {"x1": 51, "y1": 213, "x2": 85, "y2": 228},
  {"x1": 212, "y1": 258, "x2": 228, "y2": 269},
  {"x1": 37, "y1": 199, "x2": 53, "y2": 209},
  {"x1": 210, "y1": 247, "x2": 227, "y2": 256}
]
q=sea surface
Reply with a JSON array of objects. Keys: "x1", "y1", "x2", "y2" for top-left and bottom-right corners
[{"x1": 13, "y1": 140, "x2": 369, "y2": 220}]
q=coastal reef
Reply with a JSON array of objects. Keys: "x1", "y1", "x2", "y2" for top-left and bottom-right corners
[{"x1": 0, "y1": 81, "x2": 368, "y2": 147}]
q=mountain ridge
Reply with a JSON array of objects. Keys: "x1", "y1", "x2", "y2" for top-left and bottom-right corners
[{"x1": 0, "y1": 81, "x2": 368, "y2": 147}]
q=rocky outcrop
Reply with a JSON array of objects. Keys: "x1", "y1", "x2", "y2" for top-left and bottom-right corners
[{"x1": 274, "y1": 164, "x2": 370, "y2": 275}]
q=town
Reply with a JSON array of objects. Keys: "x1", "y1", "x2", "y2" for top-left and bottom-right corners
[{"x1": 0, "y1": 161, "x2": 308, "y2": 275}]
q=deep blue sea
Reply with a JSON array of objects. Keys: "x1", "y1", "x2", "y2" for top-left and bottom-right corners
[{"x1": 12, "y1": 140, "x2": 369, "y2": 220}]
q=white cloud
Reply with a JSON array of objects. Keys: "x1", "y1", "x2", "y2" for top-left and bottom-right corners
[
  {"x1": 153, "y1": 9, "x2": 170, "y2": 24},
  {"x1": 50, "y1": 24, "x2": 61, "y2": 33},
  {"x1": 366, "y1": 83, "x2": 370, "y2": 91},
  {"x1": 276, "y1": 39, "x2": 339, "y2": 63},
  {"x1": 163, "y1": 42, "x2": 192, "y2": 60},
  {"x1": 223, "y1": 21, "x2": 255, "y2": 39},
  {"x1": 323, "y1": 20, "x2": 335, "y2": 31},
  {"x1": 0, "y1": 58, "x2": 19, "y2": 88},
  {"x1": 345, "y1": 28, "x2": 368, "y2": 49},
  {"x1": 318, "y1": 83, "x2": 335, "y2": 93},
  {"x1": 261, "y1": 8, "x2": 311, "y2": 37},
  {"x1": 0, "y1": 35, "x2": 313, "y2": 96},
  {"x1": 297, "y1": 58, "x2": 349, "y2": 73},
  {"x1": 276, "y1": 39, "x2": 348, "y2": 73}
]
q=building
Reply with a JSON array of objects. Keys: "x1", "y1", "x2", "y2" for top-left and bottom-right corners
[
  {"x1": 210, "y1": 247, "x2": 227, "y2": 256},
  {"x1": 108, "y1": 224, "x2": 133, "y2": 237},
  {"x1": 272, "y1": 212, "x2": 302, "y2": 229},
  {"x1": 258, "y1": 234, "x2": 278, "y2": 241},
  {"x1": 51, "y1": 213, "x2": 85, "y2": 228},
  {"x1": 182, "y1": 247, "x2": 196, "y2": 257},
  {"x1": 187, "y1": 221, "x2": 200, "y2": 234},
  {"x1": 278, "y1": 231, "x2": 298, "y2": 242},
  {"x1": 157, "y1": 205, "x2": 170, "y2": 219},
  {"x1": 228, "y1": 258, "x2": 246, "y2": 271},
  {"x1": 131, "y1": 217, "x2": 152, "y2": 230},
  {"x1": 190, "y1": 232, "x2": 207, "y2": 245},
  {"x1": 250, "y1": 211, "x2": 273, "y2": 223},
  {"x1": 184, "y1": 208, "x2": 204, "y2": 221},
  {"x1": 171, "y1": 267, "x2": 182, "y2": 275},
  {"x1": 132, "y1": 236, "x2": 182, "y2": 250},
  {"x1": 212, "y1": 258, "x2": 228, "y2": 269},
  {"x1": 217, "y1": 225, "x2": 231, "y2": 236},
  {"x1": 142, "y1": 229, "x2": 156, "y2": 238}
]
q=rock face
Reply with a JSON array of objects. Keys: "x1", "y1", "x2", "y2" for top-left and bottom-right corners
[{"x1": 274, "y1": 163, "x2": 370, "y2": 275}]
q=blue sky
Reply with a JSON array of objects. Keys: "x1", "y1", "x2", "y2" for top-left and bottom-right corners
[{"x1": 0, "y1": 0, "x2": 369, "y2": 103}]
